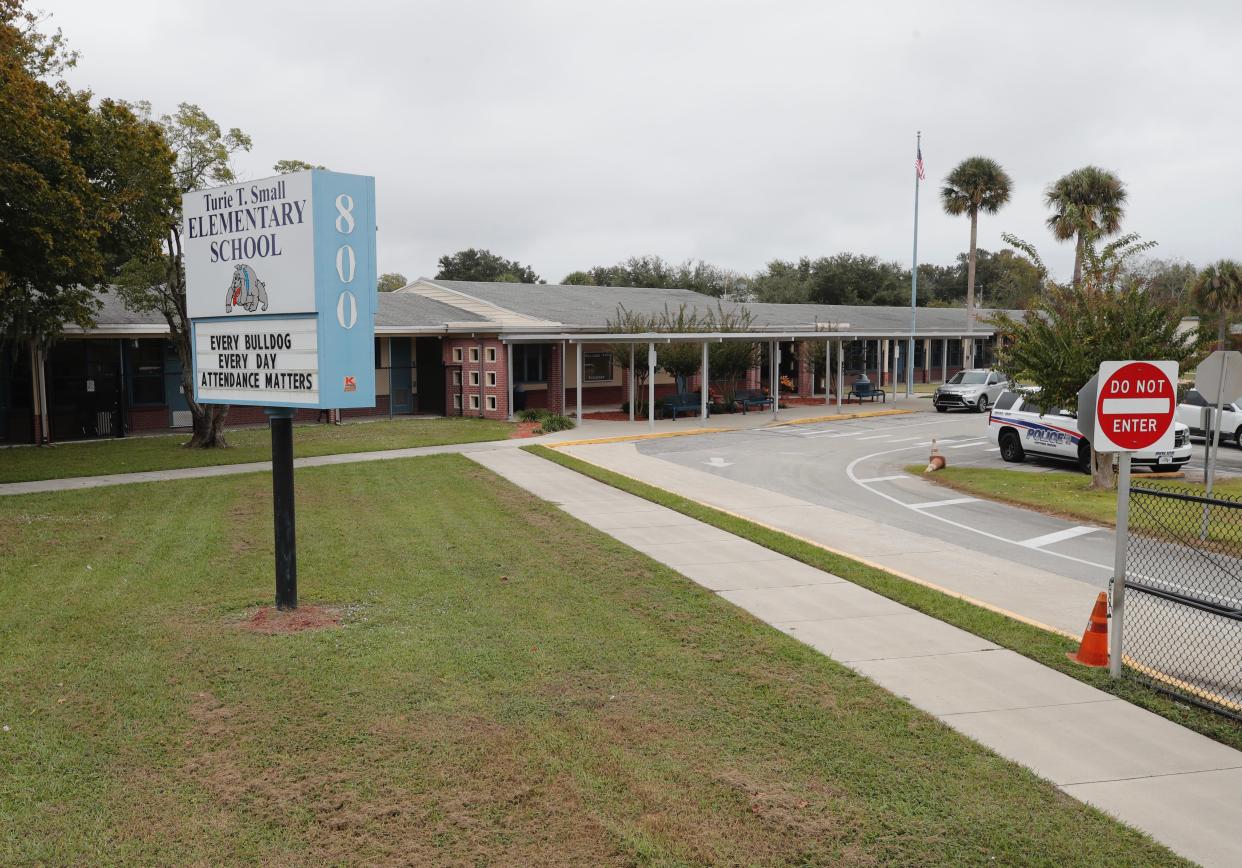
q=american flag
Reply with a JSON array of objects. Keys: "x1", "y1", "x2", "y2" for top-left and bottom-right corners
[{"x1": 915, "y1": 143, "x2": 926, "y2": 181}]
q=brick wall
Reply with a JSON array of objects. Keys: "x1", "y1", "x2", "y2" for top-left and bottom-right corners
[{"x1": 442, "y1": 337, "x2": 510, "y2": 420}]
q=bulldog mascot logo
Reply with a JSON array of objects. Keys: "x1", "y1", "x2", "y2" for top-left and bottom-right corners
[{"x1": 225, "y1": 264, "x2": 268, "y2": 313}]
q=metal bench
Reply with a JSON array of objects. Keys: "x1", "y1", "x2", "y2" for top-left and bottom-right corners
[
  {"x1": 662, "y1": 392, "x2": 706, "y2": 420},
  {"x1": 732, "y1": 388, "x2": 774, "y2": 414},
  {"x1": 849, "y1": 382, "x2": 886, "y2": 403}
]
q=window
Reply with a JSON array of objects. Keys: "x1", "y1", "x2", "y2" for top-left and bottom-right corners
[
  {"x1": 486, "y1": 395, "x2": 497, "y2": 411},
  {"x1": 129, "y1": 342, "x2": 164, "y2": 405},
  {"x1": 452, "y1": 347, "x2": 463, "y2": 363},
  {"x1": 374, "y1": 337, "x2": 382, "y2": 368},
  {"x1": 993, "y1": 391, "x2": 1019, "y2": 411},
  {"x1": 986, "y1": 373, "x2": 998, "y2": 385},
  {"x1": 485, "y1": 347, "x2": 497, "y2": 363},
  {"x1": 469, "y1": 394, "x2": 480, "y2": 410},
  {"x1": 583, "y1": 352, "x2": 612, "y2": 382},
  {"x1": 469, "y1": 347, "x2": 480, "y2": 363},
  {"x1": 1183, "y1": 389, "x2": 1207, "y2": 407},
  {"x1": 452, "y1": 370, "x2": 462, "y2": 386},
  {"x1": 486, "y1": 371, "x2": 497, "y2": 387},
  {"x1": 469, "y1": 371, "x2": 480, "y2": 386},
  {"x1": 453, "y1": 394, "x2": 462, "y2": 410},
  {"x1": 513, "y1": 344, "x2": 549, "y2": 383}
]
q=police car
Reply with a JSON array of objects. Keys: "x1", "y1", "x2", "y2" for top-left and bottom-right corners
[{"x1": 987, "y1": 389, "x2": 1192, "y2": 473}]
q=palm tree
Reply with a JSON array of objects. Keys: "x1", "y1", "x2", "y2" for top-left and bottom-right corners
[
  {"x1": 941, "y1": 157, "x2": 1013, "y2": 368},
  {"x1": 1045, "y1": 166, "x2": 1127, "y2": 287},
  {"x1": 1191, "y1": 260, "x2": 1242, "y2": 348}
]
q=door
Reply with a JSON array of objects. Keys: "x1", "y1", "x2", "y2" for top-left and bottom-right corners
[
  {"x1": 414, "y1": 337, "x2": 445, "y2": 415},
  {"x1": 390, "y1": 338, "x2": 412, "y2": 414}
]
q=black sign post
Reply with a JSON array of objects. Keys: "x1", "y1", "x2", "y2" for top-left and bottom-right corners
[{"x1": 267, "y1": 408, "x2": 297, "y2": 610}]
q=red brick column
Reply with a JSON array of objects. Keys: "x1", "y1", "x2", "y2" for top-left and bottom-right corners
[
  {"x1": 796, "y1": 342, "x2": 812, "y2": 397},
  {"x1": 547, "y1": 343, "x2": 564, "y2": 415}
]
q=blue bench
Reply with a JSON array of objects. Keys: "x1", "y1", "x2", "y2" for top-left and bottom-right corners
[
  {"x1": 733, "y1": 388, "x2": 774, "y2": 414},
  {"x1": 662, "y1": 392, "x2": 707, "y2": 420},
  {"x1": 849, "y1": 382, "x2": 886, "y2": 403}
]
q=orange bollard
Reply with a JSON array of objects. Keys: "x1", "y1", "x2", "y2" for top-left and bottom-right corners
[{"x1": 1068, "y1": 592, "x2": 1110, "y2": 667}]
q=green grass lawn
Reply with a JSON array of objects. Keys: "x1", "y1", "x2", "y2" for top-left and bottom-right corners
[
  {"x1": 0, "y1": 416, "x2": 513, "y2": 484},
  {"x1": 0, "y1": 457, "x2": 1187, "y2": 864},
  {"x1": 903, "y1": 464, "x2": 1242, "y2": 527}
]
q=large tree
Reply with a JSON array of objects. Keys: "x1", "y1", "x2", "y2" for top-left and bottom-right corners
[
  {"x1": 436, "y1": 248, "x2": 541, "y2": 284},
  {"x1": 116, "y1": 103, "x2": 252, "y2": 448},
  {"x1": 993, "y1": 233, "x2": 1204, "y2": 490},
  {"x1": 377, "y1": 272, "x2": 408, "y2": 292},
  {"x1": 1190, "y1": 260, "x2": 1242, "y2": 349},
  {"x1": 1045, "y1": 166, "x2": 1127, "y2": 288},
  {"x1": 0, "y1": 1, "x2": 173, "y2": 345},
  {"x1": 941, "y1": 157, "x2": 1013, "y2": 367},
  {"x1": 273, "y1": 159, "x2": 324, "y2": 174},
  {"x1": 751, "y1": 254, "x2": 908, "y2": 306},
  {"x1": 562, "y1": 255, "x2": 748, "y2": 299}
]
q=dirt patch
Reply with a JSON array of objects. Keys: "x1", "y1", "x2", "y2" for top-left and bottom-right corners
[
  {"x1": 582, "y1": 411, "x2": 632, "y2": 421},
  {"x1": 510, "y1": 421, "x2": 542, "y2": 438},
  {"x1": 240, "y1": 604, "x2": 341, "y2": 634}
]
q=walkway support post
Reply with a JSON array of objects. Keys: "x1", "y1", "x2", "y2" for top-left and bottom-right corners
[
  {"x1": 629, "y1": 344, "x2": 635, "y2": 422},
  {"x1": 576, "y1": 341, "x2": 583, "y2": 421},
  {"x1": 647, "y1": 342, "x2": 656, "y2": 431},
  {"x1": 560, "y1": 340, "x2": 566, "y2": 414},
  {"x1": 771, "y1": 340, "x2": 779, "y2": 420},
  {"x1": 268, "y1": 408, "x2": 297, "y2": 611},
  {"x1": 700, "y1": 342, "x2": 709, "y2": 420},
  {"x1": 836, "y1": 339, "x2": 844, "y2": 413},
  {"x1": 506, "y1": 342, "x2": 514, "y2": 420},
  {"x1": 942, "y1": 338, "x2": 948, "y2": 382},
  {"x1": 824, "y1": 339, "x2": 830, "y2": 406}
]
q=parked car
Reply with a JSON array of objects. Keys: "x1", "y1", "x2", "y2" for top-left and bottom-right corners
[
  {"x1": 988, "y1": 389, "x2": 1192, "y2": 473},
  {"x1": 933, "y1": 369, "x2": 1008, "y2": 413},
  {"x1": 1175, "y1": 388, "x2": 1242, "y2": 447}
]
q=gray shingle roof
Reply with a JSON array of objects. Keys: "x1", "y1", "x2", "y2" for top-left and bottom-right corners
[
  {"x1": 79, "y1": 281, "x2": 1019, "y2": 337},
  {"x1": 376, "y1": 293, "x2": 487, "y2": 327}
]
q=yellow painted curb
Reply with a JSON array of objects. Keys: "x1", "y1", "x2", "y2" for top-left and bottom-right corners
[
  {"x1": 547, "y1": 428, "x2": 728, "y2": 448},
  {"x1": 769, "y1": 408, "x2": 913, "y2": 427}
]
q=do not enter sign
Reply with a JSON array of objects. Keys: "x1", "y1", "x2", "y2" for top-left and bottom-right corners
[{"x1": 1093, "y1": 360, "x2": 1179, "y2": 452}]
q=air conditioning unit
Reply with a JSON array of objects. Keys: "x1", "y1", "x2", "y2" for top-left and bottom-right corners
[{"x1": 171, "y1": 410, "x2": 193, "y2": 428}]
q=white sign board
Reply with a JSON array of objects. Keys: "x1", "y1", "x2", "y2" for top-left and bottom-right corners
[
  {"x1": 183, "y1": 174, "x2": 316, "y2": 320},
  {"x1": 194, "y1": 318, "x2": 319, "y2": 406},
  {"x1": 1092, "y1": 360, "x2": 1178, "y2": 453},
  {"x1": 183, "y1": 169, "x2": 377, "y2": 410}
]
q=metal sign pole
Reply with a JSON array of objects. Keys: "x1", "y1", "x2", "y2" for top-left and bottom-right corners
[
  {"x1": 268, "y1": 408, "x2": 297, "y2": 610},
  {"x1": 1109, "y1": 451, "x2": 1131, "y2": 679},
  {"x1": 1202, "y1": 361, "x2": 1228, "y2": 539}
]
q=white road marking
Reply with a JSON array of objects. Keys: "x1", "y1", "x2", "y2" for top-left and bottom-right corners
[
  {"x1": 856, "y1": 475, "x2": 906, "y2": 483},
  {"x1": 857, "y1": 434, "x2": 894, "y2": 440},
  {"x1": 705, "y1": 457, "x2": 733, "y2": 468},
  {"x1": 887, "y1": 437, "x2": 924, "y2": 442},
  {"x1": 907, "y1": 497, "x2": 979, "y2": 509},
  {"x1": 986, "y1": 447, "x2": 1001, "y2": 452},
  {"x1": 1020, "y1": 526, "x2": 1099, "y2": 549},
  {"x1": 949, "y1": 440, "x2": 987, "y2": 449}
]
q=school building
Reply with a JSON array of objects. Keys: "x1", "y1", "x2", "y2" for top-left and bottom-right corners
[{"x1": 0, "y1": 279, "x2": 1017, "y2": 444}]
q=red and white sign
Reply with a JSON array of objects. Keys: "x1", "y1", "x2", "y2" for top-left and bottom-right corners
[{"x1": 1093, "y1": 360, "x2": 1178, "y2": 452}]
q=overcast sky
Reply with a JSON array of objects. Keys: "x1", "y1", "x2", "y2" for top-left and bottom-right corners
[{"x1": 49, "y1": 0, "x2": 1239, "y2": 285}]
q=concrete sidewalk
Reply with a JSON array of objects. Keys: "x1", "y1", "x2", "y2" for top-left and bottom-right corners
[
  {"x1": 560, "y1": 441, "x2": 1101, "y2": 638},
  {"x1": 470, "y1": 447, "x2": 1242, "y2": 867}
]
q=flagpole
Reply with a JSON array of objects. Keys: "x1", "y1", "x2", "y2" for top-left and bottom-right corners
[{"x1": 906, "y1": 131, "x2": 921, "y2": 399}]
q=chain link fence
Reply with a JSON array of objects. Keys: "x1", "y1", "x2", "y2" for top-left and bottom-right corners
[{"x1": 1123, "y1": 485, "x2": 1242, "y2": 719}]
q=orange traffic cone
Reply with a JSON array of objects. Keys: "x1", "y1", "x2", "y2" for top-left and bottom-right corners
[{"x1": 1068, "y1": 592, "x2": 1109, "y2": 667}]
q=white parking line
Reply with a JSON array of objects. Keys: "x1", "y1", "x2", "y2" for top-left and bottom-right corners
[
  {"x1": 986, "y1": 447, "x2": 1001, "y2": 452},
  {"x1": 887, "y1": 437, "x2": 924, "y2": 443},
  {"x1": 1020, "y1": 526, "x2": 1099, "y2": 548},
  {"x1": 857, "y1": 434, "x2": 894, "y2": 440},
  {"x1": 948, "y1": 440, "x2": 987, "y2": 449},
  {"x1": 856, "y1": 475, "x2": 906, "y2": 483},
  {"x1": 906, "y1": 497, "x2": 979, "y2": 509}
]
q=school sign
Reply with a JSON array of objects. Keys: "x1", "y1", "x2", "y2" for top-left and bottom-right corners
[{"x1": 183, "y1": 169, "x2": 377, "y2": 409}]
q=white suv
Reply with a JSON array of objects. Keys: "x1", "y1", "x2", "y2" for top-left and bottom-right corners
[
  {"x1": 988, "y1": 389, "x2": 1192, "y2": 473},
  {"x1": 1176, "y1": 389, "x2": 1242, "y2": 447},
  {"x1": 933, "y1": 369, "x2": 1008, "y2": 413}
]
